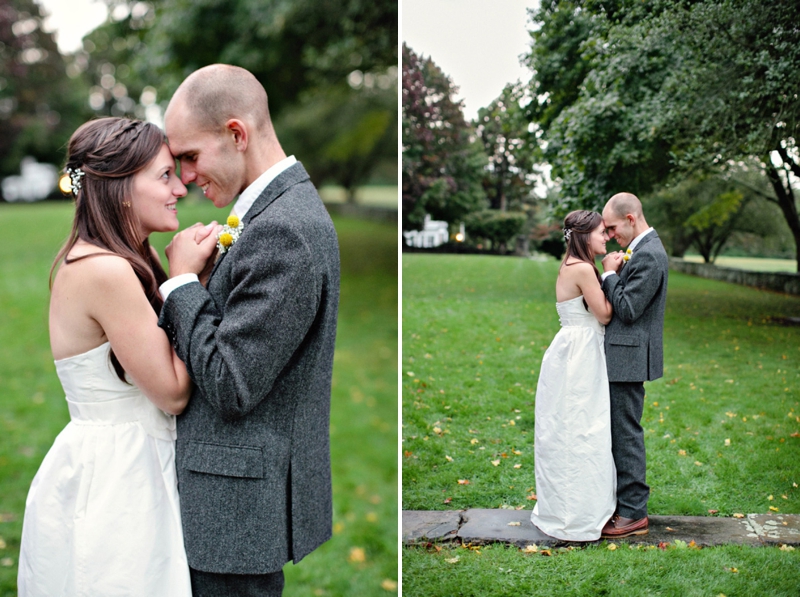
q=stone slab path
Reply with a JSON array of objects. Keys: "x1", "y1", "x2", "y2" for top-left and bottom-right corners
[{"x1": 403, "y1": 509, "x2": 800, "y2": 547}]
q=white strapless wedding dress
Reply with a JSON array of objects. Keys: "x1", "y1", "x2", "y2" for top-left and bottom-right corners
[
  {"x1": 531, "y1": 296, "x2": 616, "y2": 541},
  {"x1": 18, "y1": 342, "x2": 191, "y2": 596}
]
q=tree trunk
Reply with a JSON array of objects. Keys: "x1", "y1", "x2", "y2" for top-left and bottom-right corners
[{"x1": 765, "y1": 160, "x2": 800, "y2": 273}]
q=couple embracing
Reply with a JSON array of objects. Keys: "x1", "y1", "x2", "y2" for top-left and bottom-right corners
[
  {"x1": 531, "y1": 193, "x2": 669, "y2": 542},
  {"x1": 18, "y1": 65, "x2": 339, "y2": 596}
]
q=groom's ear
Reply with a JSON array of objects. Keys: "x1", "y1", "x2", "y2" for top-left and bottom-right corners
[{"x1": 225, "y1": 119, "x2": 248, "y2": 152}]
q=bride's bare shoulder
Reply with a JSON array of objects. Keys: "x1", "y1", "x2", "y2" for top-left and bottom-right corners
[{"x1": 55, "y1": 242, "x2": 135, "y2": 287}]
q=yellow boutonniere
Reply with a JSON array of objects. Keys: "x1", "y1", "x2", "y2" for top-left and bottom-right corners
[
  {"x1": 217, "y1": 214, "x2": 244, "y2": 253},
  {"x1": 623, "y1": 248, "x2": 633, "y2": 262}
]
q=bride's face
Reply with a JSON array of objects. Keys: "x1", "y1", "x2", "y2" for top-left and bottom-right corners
[
  {"x1": 589, "y1": 222, "x2": 609, "y2": 256},
  {"x1": 130, "y1": 144, "x2": 187, "y2": 238}
]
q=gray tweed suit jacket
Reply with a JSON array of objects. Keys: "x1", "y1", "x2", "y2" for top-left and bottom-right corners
[
  {"x1": 158, "y1": 162, "x2": 340, "y2": 575},
  {"x1": 602, "y1": 231, "x2": 669, "y2": 382}
]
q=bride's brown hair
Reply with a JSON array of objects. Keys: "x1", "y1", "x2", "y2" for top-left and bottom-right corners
[
  {"x1": 562, "y1": 210, "x2": 603, "y2": 282},
  {"x1": 51, "y1": 117, "x2": 169, "y2": 382}
]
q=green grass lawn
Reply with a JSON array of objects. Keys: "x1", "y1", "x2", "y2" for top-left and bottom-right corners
[
  {"x1": 682, "y1": 254, "x2": 798, "y2": 273},
  {"x1": 0, "y1": 200, "x2": 398, "y2": 597},
  {"x1": 402, "y1": 253, "x2": 800, "y2": 595}
]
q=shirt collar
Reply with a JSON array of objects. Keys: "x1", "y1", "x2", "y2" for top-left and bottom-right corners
[
  {"x1": 230, "y1": 155, "x2": 297, "y2": 219},
  {"x1": 628, "y1": 227, "x2": 654, "y2": 252}
]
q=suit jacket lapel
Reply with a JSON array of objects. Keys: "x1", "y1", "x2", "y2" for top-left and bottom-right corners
[
  {"x1": 243, "y1": 162, "x2": 312, "y2": 227},
  {"x1": 207, "y1": 162, "x2": 312, "y2": 281}
]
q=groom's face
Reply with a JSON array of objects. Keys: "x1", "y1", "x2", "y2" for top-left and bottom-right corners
[
  {"x1": 165, "y1": 102, "x2": 244, "y2": 208},
  {"x1": 602, "y1": 209, "x2": 635, "y2": 248}
]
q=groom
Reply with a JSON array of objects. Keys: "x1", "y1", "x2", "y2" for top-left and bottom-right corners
[
  {"x1": 157, "y1": 64, "x2": 340, "y2": 595},
  {"x1": 599, "y1": 192, "x2": 668, "y2": 538}
]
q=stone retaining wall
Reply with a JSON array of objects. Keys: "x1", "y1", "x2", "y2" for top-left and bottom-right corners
[{"x1": 669, "y1": 258, "x2": 800, "y2": 295}]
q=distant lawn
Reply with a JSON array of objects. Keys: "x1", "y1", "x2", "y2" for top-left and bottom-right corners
[
  {"x1": 682, "y1": 254, "x2": 797, "y2": 273},
  {"x1": 401, "y1": 253, "x2": 800, "y2": 595},
  {"x1": 0, "y1": 200, "x2": 397, "y2": 597},
  {"x1": 318, "y1": 185, "x2": 398, "y2": 208}
]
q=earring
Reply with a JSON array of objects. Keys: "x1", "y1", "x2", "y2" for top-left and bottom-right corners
[{"x1": 122, "y1": 201, "x2": 131, "y2": 207}]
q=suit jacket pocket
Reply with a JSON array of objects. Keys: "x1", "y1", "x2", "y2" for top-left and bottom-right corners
[
  {"x1": 183, "y1": 440, "x2": 264, "y2": 479},
  {"x1": 609, "y1": 335, "x2": 640, "y2": 347}
]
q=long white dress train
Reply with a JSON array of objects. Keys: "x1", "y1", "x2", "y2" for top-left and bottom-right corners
[
  {"x1": 531, "y1": 296, "x2": 616, "y2": 541},
  {"x1": 18, "y1": 342, "x2": 191, "y2": 596}
]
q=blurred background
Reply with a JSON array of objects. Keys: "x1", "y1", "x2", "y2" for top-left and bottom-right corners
[
  {"x1": 0, "y1": 1, "x2": 398, "y2": 595},
  {"x1": 0, "y1": 0, "x2": 397, "y2": 204}
]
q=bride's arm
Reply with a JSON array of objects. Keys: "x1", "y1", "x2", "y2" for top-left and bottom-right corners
[
  {"x1": 574, "y1": 263, "x2": 613, "y2": 325},
  {"x1": 84, "y1": 255, "x2": 192, "y2": 414}
]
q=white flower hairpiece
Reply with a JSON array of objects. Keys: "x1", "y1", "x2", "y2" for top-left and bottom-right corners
[
  {"x1": 58, "y1": 167, "x2": 85, "y2": 197},
  {"x1": 563, "y1": 227, "x2": 572, "y2": 242},
  {"x1": 217, "y1": 214, "x2": 244, "y2": 253}
]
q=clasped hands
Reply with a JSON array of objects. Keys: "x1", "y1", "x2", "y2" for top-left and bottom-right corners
[
  {"x1": 601, "y1": 251, "x2": 625, "y2": 274},
  {"x1": 165, "y1": 222, "x2": 224, "y2": 284}
]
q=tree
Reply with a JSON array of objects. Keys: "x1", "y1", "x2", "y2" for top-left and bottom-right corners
[
  {"x1": 0, "y1": 0, "x2": 91, "y2": 189},
  {"x1": 75, "y1": 0, "x2": 398, "y2": 190},
  {"x1": 402, "y1": 43, "x2": 486, "y2": 230},
  {"x1": 526, "y1": 0, "x2": 800, "y2": 269},
  {"x1": 475, "y1": 81, "x2": 539, "y2": 213}
]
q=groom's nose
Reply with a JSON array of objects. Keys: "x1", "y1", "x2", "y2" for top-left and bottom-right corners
[{"x1": 179, "y1": 163, "x2": 197, "y2": 185}]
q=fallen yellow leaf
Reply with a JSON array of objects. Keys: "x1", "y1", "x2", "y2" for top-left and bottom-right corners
[
  {"x1": 457, "y1": 479, "x2": 470, "y2": 485},
  {"x1": 769, "y1": 506, "x2": 779, "y2": 512},
  {"x1": 381, "y1": 579, "x2": 398, "y2": 591},
  {"x1": 768, "y1": 494, "x2": 774, "y2": 501},
  {"x1": 445, "y1": 557, "x2": 460, "y2": 564},
  {"x1": 491, "y1": 460, "x2": 500, "y2": 467},
  {"x1": 779, "y1": 544, "x2": 795, "y2": 552},
  {"x1": 694, "y1": 461, "x2": 703, "y2": 466},
  {"x1": 732, "y1": 513, "x2": 745, "y2": 518},
  {"x1": 445, "y1": 455, "x2": 453, "y2": 462},
  {"x1": 508, "y1": 521, "x2": 521, "y2": 526},
  {"x1": 607, "y1": 543, "x2": 617, "y2": 551},
  {"x1": 523, "y1": 544, "x2": 538, "y2": 553},
  {"x1": 513, "y1": 464, "x2": 522, "y2": 469},
  {"x1": 470, "y1": 438, "x2": 479, "y2": 445},
  {"x1": 348, "y1": 547, "x2": 366, "y2": 563},
  {"x1": 678, "y1": 450, "x2": 687, "y2": 456}
]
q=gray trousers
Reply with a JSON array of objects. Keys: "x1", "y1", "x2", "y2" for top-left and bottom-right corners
[
  {"x1": 190, "y1": 568, "x2": 284, "y2": 597},
  {"x1": 609, "y1": 381, "x2": 650, "y2": 519}
]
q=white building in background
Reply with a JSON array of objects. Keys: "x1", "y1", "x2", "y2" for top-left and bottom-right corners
[
  {"x1": 404, "y1": 214, "x2": 450, "y2": 248},
  {"x1": 2, "y1": 157, "x2": 58, "y2": 202}
]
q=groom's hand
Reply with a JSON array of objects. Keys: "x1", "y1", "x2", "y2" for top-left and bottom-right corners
[
  {"x1": 165, "y1": 222, "x2": 223, "y2": 277},
  {"x1": 602, "y1": 251, "x2": 624, "y2": 273}
]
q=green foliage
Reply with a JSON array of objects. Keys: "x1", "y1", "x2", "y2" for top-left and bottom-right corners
[
  {"x1": 0, "y1": 201, "x2": 397, "y2": 596},
  {"x1": 0, "y1": 0, "x2": 92, "y2": 182},
  {"x1": 402, "y1": 44, "x2": 487, "y2": 230},
  {"x1": 402, "y1": 254, "x2": 800, "y2": 515},
  {"x1": 475, "y1": 82, "x2": 540, "y2": 213},
  {"x1": 463, "y1": 210, "x2": 527, "y2": 253},
  {"x1": 526, "y1": 0, "x2": 800, "y2": 268}
]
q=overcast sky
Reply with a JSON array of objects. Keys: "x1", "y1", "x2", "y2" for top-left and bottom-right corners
[
  {"x1": 35, "y1": 0, "x2": 108, "y2": 54},
  {"x1": 403, "y1": 0, "x2": 537, "y2": 122}
]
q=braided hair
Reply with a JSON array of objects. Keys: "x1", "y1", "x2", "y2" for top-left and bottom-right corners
[{"x1": 561, "y1": 210, "x2": 603, "y2": 283}]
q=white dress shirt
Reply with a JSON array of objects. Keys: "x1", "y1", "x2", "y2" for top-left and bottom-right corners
[
  {"x1": 601, "y1": 227, "x2": 654, "y2": 281},
  {"x1": 159, "y1": 156, "x2": 297, "y2": 300}
]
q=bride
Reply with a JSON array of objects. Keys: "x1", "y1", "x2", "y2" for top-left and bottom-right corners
[
  {"x1": 530, "y1": 210, "x2": 617, "y2": 541},
  {"x1": 18, "y1": 117, "x2": 218, "y2": 595}
]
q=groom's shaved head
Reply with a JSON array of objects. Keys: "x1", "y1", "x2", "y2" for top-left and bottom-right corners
[
  {"x1": 168, "y1": 64, "x2": 273, "y2": 135},
  {"x1": 606, "y1": 192, "x2": 643, "y2": 220}
]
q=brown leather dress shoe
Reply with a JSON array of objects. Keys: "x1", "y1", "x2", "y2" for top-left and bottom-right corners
[{"x1": 600, "y1": 515, "x2": 649, "y2": 538}]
